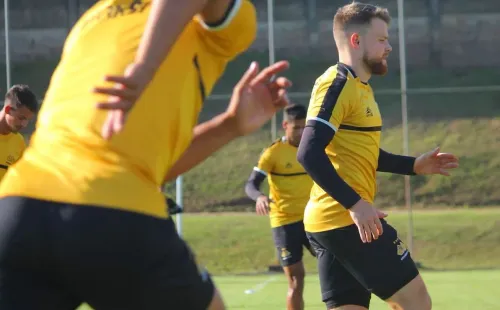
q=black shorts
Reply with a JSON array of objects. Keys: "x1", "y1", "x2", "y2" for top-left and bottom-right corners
[
  {"x1": 0, "y1": 196, "x2": 215, "y2": 310},
  {"x1": 272, "y1": 220, "x2": 315, "y2": 267},
  {"x1": 307, "y1": 219, "x2": 419, "y2": 309}
]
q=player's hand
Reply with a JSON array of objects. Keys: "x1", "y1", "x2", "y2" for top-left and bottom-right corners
[
  {"x1": 414, "y1": 147, "x2": 459, "y2": 176},
  {"x1": 348, "y1": 200, "x2": 387, "y2": 243},
  {"x1": 255, "y1": 195, "x2": 270, "y2": 215},
  {"x1": 93, "y1": 62, "x2": 155, "y2": 140},
  {"x1": 225, "y1": 61, "x2": 291, "y2": 136}
]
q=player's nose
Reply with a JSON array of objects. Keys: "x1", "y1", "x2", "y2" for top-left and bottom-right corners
[{"x1": 386, "y1": 42, "x2": 393, "y2": 53}]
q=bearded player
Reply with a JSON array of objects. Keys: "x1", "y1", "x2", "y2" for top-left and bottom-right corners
[{"x1": 297, "y1": 2, "x2": 459, "y2": 309}]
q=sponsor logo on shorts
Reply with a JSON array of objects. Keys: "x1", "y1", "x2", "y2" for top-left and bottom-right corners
[
  {"x1": 394, "y1": 238, "x2": 409, "y2": 260},
  {"x1": 280, "y1": 248, "x2": 292, "y2": 260}
]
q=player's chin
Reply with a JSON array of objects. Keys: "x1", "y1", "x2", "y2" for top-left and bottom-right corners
[{"x1": 372, "y1": 63, "x2": 388, "y2": 76}]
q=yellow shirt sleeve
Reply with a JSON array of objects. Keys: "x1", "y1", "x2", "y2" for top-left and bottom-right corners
[
  {"x1": 306, "y1": 77, "x2": 355, "y2": 131},
  {"x1": 195, "y1": 0, "x2": 257, "y2": 59},
  {"x1": 255, "y1": 147, "x2": 275, "y2": 176}
]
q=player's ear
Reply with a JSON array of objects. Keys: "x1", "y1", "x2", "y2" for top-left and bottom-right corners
[
  {"x1": 4, "y1": 105, "x2": 11, "y2": 114},
  {"x1": 350, "y1": 33, "x2": 360, "y2": 49},
  {"x1": 282, "y1": 120, "x2": 287, "y2": 129}
]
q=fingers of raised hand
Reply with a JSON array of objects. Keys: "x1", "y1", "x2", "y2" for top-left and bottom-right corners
[
  {"x1": 250, "y1": 61, "x2": 290, "y2": 87},
  {"x1": 436, "y1": 153, "x2": 458, "y2": 161},
  {"x1": 93, "y1": 86, "x2": 137, "y2": 102},
  {"x1": 101, "y1": 111, "x2": 126, "y2": 140},
  {"x1": 267, "y1": 77, "x2": 292, "y2": 106}
]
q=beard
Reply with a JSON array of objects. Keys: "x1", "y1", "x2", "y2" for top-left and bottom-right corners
[{"x1": 363, "y1": 54, "x2": 388, "y2": 76}]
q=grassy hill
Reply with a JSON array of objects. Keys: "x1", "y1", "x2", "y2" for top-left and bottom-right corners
[
  {"x1": 166, "y1": 51, "x2": 500, "y2": 211},
  {"x1": 2, "y1": 51, "x2": 500, "y2": 210}
]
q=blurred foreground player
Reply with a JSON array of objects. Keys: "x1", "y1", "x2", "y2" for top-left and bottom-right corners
[
  {"x1": 0, "y1": 85, "x2": 37, "y2": 181},
  {"x1": 245, "y1": 104, "x2": 314, "y2": 310},
  {"x1": 0, "y1": 0, "x2": 292, "y2": 309},
  {"x1": 297, "y1": 2, "x2": 459, "y2": 310}
]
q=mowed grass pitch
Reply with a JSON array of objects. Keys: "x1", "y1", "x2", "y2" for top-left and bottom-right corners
[
  {"x1": 78, "y1": 209, "x2": 500, "y2": 309},
  {"x1": 78, "y1": 270, "x2": 500, "y2": 310}
]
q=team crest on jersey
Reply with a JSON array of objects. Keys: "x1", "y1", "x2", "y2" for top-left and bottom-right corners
[
  {"x1": 5, "y1": 155, "x2": 15, "y2": 165},
  {"x1": 281, "y1": 248, "x2": 292, "y2": 260},
  {"x1": 285, "y1": 162, "x2": 292, "y2": 169},
  {"x1": 366, "y1": 107, "x2": 373, "y2": 117}
]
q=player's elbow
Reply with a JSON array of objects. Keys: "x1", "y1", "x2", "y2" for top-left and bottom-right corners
[{"x1": 244, "y1": 181, "x2": 254, "y2": 199}]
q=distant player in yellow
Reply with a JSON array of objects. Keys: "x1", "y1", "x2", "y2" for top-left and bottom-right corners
[
  {"x1": 297, "y1": 3, "x2": 459, "y2": 310},
  {"x1": 0, "y1": 85, "x2": 37, "y2": 180},
  {"x1": 0, "y1": 1, "x2": 292, "y2": 309},
  {"x1": 245, "y1": 104, "x2": 314, "y2": 310}
]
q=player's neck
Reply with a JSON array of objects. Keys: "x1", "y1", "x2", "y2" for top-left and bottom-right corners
[
  {"x1": 338, "y1": 55, "x2": 371, "y2": 83},
  {"x1": 0, "y1": 113, "x2": 11, "y2": 135}
]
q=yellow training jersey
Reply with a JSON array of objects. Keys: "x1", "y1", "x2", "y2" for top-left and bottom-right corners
[
  {"x1": 0, "y1": 0, "x2": 257, "y2": 218},
  {"x1": 304, "y1": 63, "x2": 383, "y2": 232},
  {"x1": 0, "y1": 132, "x2": 25, "y2": 181},
  {"x1": 255, "y1": 137, "x2": 313, "y2": 228}
]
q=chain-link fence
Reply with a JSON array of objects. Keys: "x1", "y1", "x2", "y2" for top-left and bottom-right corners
[
  {"x1": 1, "y1": 0, "x2": 499, "y2": 211},
  {"x1": 162, "y1": 0, "x2": 500, "y2": 212}
]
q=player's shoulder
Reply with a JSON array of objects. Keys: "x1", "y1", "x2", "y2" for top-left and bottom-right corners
[
  {"x1": 12, "y1": 132, "x2": 25, "y2": 143},
  {"x1": 261, "y1": 137, "x2": 285, "y2": 155},
  {"x1": 315, "y1": 64, "x2": 357, "y2": 89}
]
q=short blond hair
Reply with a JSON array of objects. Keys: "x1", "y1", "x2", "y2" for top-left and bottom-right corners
[{"x1": 333, "y1": 2, "x2": 391, "y2": 33}]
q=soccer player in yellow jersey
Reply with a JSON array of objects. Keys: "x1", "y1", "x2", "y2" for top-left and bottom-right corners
[
  {"x1": 297, "y1": 3, "x2": 459, "y2": 310},
  {"x1": 0, "y1": 1, "x2": 292, "y2": 309},
  {"x1": 0, "y1": 85, "x2": 37, "y2": 180},
  {"x1": 245, "y1": 104, "x2": 314, "y2": 310}
]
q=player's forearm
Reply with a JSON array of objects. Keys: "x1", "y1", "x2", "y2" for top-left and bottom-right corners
[
  {"x1": 245, "y1": 170, "x2": 266, "y2": 201},
  {"x1": 163, "y1": 113, "x2": 239, "y2": 183},
  {"x1": 200, "y1": 0, "x2": 235, "y2": 25},
  {"x1": 297, "y1": 125, "x2": 361, "y2": 209},
  {"x1": 377, "y1": 148, "x2": 416, "y2": 175},
  {"x1": 134, "y1": 0, "x2": 208, "y2": 75}
]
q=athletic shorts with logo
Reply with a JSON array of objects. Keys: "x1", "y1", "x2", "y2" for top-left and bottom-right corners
[
  {"x1": 307, "y1": 219, "x2": 420, "y2": 308},
  {"x1": 272, "y1": 220, "x2": 315, "y2": 267}
]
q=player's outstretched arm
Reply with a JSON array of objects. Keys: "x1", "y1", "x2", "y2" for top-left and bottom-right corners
[
  {"x1": 164, "y1": 61, "x2": 291, "y2": 183},
  {"x1": 377, "y1": 148, "x2": 417, "y2": 175},
  {"x1": 378, "y1": 147, "x2": 459, "y2": 176}
]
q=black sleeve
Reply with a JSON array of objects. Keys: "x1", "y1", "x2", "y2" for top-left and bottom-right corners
[
  {"x1": 377, "y1": 148, "x2": 416, "y2": 175},
  {"x1": 297, "y1": 121, "x2": 361, "y2": 209},
  {"x1": 245, "y1": 170, "x2": 267, "y2": 201}
]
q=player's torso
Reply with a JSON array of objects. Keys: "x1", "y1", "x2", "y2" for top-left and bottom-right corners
[
  {"x1": 0, "y1": 0, "x2": 228, "y2": 217},
  {"x1": 329, "y1": 80, "x2": 382, "y2": 201},
  {"x1": 306, "y1": 66, "x2": 382, "y2": 231},
  {"x1": 0, "y1": 133, "x2": 24, "y2": 181},
  {"x1": 268, "y1": 139, "x2": 313, "y2": 227}
]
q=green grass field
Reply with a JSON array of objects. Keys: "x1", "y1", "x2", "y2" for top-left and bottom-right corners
[
  {"x1": 77, "y1": 209, "x2": 499, "y2": 309},
  {"x1": 78, "y1": 270, "x2": 500, "y2": 310}
]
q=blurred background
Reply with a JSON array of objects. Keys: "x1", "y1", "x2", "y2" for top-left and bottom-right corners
[
  {"x1": 1, "y1": 0, "x2": 499, "y2": 211},
  {"x1": 1, "y1": 2, "x2": 499, "y2": 308}
]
